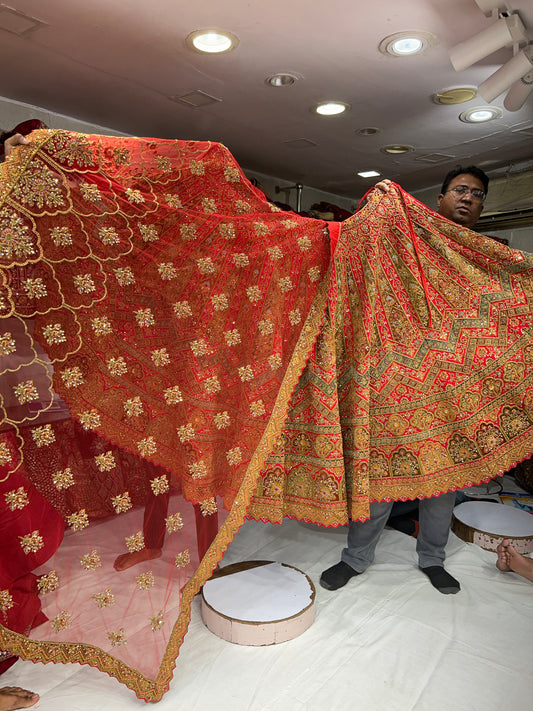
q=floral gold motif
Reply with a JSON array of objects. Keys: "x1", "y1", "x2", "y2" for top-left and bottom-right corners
[
  {"x1": 135, "y1": 308, "x2": 155, "y2": 327},
  {"x1": 0, "y1": 332, "x2": 16, "y2": 356},
  {"x1": 126, "y1": 532, "x2": 145, "y2": 552},
  {"x1": 177, "y1": 424, "x2": 195, "y2": 442},
  {"x1": 150, "y1": 476, "x2": 169, "y2": 495},
  {"x1": 80, "y1": 550, "x2": 101, "y2": 570},
  {"x1": 158, "y1": 262, "x2": 177, "y2": 280},
  {"x1": 43, "y1": 323, "x2": 66, "y2": 344},
  {"x1": 164, "y1": 386, "x2": 183, "y2": 404},
  {"x1": 238, "y1": 365, "x2": 253, "y2": 382},
  {"x1": 150, "y1": 611, "x2": 165, "y2": 632},
  {"x1": 188, "y1": 461, "x2": 207, "y2": 479},
  {"x1": 108, "y1": 628, "x2": 127, "y2": 646},
  {"x1": 233, "y1": 253, "x2": 249, "y2": 267},
  {"x1": 139, "y1": 223, "x2": 159, "y2": 242},
  {"x1": 79, "y1": 409, "x2": 101, "y2": 430},
  {"x1": 126, "y1": 188, "x2": 145, "y2": 204},
  {"x1": 114, "y1": 266, "x2": 135, "y2": 286},
  {"x1": 173, "y1": 301, "x2": 192, "y2": 318},
  {"x1": 200, "y1": 498, "x2": 217, "y2": 516},
  {"x1": 37, "y1": 570, "x2": 59, "y2": 594},
  {"x1": 95, "y1": 452, "x2": 116, "y2": 472},
  {"x1": 112, "y1": 491, "x2": 132, "y2": 514},
  {"x1": 13, "y1": 380, "x2": 38, "y2": 405},
  {"x1": 32, "y1": 424, "x2": 55, "y2": 447},
  {"x1": 67, "y1": 509, "x2": 89, "y2": 531},
  {"x1": 211, "y1": 293, "x2": 229, "y2": 311},
  {"x1": 60, "y1": 366, "x2": 84, "y2": 388},
  {"x1": 124, "y1": 396, "x2": 143, "y2": 417},
  {"x1": 50, "y1": 226, "x2": 72, "y2": 246},
  {"x1": 98, "y1": 226, "x2": 120, "y2": 245},
  {"x1": 92, "y1": 589, "x2": 115, "y2": 609},
  {"x1": 74, "y1": 273, "x2": 96, "y2": 294},
  {"x1": 219, "y1": 223, "x2": 236, "y2": 239},
  {"x1": 20, "y1": 530, "x2": 44, "y2": 554},
  {"x1": 0, "y1": 208, "x2": 34, "y2": 259},
  {"x1": 165, "y1": 513, "x2": 184, "y2": 532},
  {"x1": 136, "y1": 572, "x2": 155, "y2": 590},
  {"x1": 51, "y1": 610, "x2": 71, "y2": 633},
  {"x1": 174, "y1": 550, "x2": 190, "y2": 569},
  {"x1": 138, "y1": 437, "x2": 157, "y2": 456},
  {"x1": 5, "y1": 486, "x2": 29, "y2": 511},
  {"x1": 226, "y1": 446, "x2": 242, "y2": 465},
  {"x1": 151, "y1": 348, "x2": 170, "y2": 366},
  {"x1": 204, "y1": 376, "x2": 221, "y2": 394},
  {"x1": 23, "y1": 278, "x2": 47, "y2": 299},
  {"x1": 53, "y1": 467, "x2": 74, "y2": 490}
]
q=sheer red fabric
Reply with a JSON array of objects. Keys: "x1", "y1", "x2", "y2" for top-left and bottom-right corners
[{"x1": 1, "y1": 130, "x2": 533, "y2": 700}]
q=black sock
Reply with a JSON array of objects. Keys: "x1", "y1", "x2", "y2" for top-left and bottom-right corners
[{"x1": 420, "y1": 566, "x2": 460, "y2": 594}]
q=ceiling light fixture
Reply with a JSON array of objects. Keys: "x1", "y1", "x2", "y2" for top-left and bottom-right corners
[
  {"x1": 381, "y1": 145, "x2": 414, "y2": 154},
  {"x1": 379, "y1": 30, "x2": 438, "y2": 57},
  {"x1": 433, "y1": 87, "x2": 478, "y2": 104},
  {"x1": 459, "y1": 106, "x2": 503, "y2": 123},
  {"x1": 314, "y1": 101, "x2": 350, "y2": 116},
  {"x1": 504, "y1": 69, "x2": 533, "y2": 111},
  {"x1": 448, "y1": 13, "x2": 526, "y2": 71},
  {"x1": 186, "y1": 29, "x2": 239, "y2": 54},
  {"x1": 358, "y1": 170, "x2": 381, "y2": 178},
  {"x1": 266, "y1": 73, "x2": 299, "y2": 87},
  {"x1": 478, "y1": 46, "x2": 533, "y2": 102}
]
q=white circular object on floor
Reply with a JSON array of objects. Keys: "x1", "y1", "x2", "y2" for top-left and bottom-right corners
[
  {"x1": 201, "y1": 560, "x2": 315, "y2": 646},
  {"x1": 452, "y1": 501, "x2": 533, "y2": 553}
]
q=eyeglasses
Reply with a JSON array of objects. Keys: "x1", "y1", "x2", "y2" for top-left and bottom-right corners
[{"x1": 446, "y1": 185, "x2": 485, "y2": 202}]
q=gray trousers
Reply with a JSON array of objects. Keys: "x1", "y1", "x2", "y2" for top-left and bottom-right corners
[{"x1": 341, "y1": 491, "x2": 456, "y2": 571}]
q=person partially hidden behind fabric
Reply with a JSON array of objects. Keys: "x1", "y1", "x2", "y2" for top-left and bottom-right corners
[
  {"x1": 497, "y1": 540, "x2": 533, "y2": 583},
  {"x1": 320, "y1": 165, "x2": 490, "y2": 595}
]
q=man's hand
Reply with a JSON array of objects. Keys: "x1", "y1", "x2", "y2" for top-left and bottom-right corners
[
  {"x1": 374, "y1": 179, "x2": 392, "y2": 193},
  {"x1": 4, "y1": 133, "x2": 29, "y2": 158}
]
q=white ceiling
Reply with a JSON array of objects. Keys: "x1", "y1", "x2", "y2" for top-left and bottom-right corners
[{"x1": 1, "y1": 0, "x2": 533, "y2": 198}]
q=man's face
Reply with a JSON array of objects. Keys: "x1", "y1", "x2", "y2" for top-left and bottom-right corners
[{"x1": 437, "y1": 173, "x2": 485, "y2": 229}]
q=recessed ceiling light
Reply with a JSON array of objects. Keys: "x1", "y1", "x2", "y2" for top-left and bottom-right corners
[
  {"x1": 459, "y1": 106, "x2": 503, "y2": 123},
  {"x1": 355, "y1": 127, "x2": 381, "y2": 136},
  {"x1": 186, "y1": 29, "x2": 238, "y2": 54},
  {"x1": 379, "y1": 30, "x2": 438, "y2": 57},
  {"x1": 381, "y1": 145, "x2": 414, "y2": 154},
  {"x1": 433, "y1": 87, "x2": 478, "y2": 105},
  {"x1": 314, "y1": 101, "x2": 350, "y2": 116},
  {"x1": 358, "y1": 170, "x2": 381, "y2": 178},
  {"x1": 266, "y1": 73, "x2": 299, "y2": 87}
]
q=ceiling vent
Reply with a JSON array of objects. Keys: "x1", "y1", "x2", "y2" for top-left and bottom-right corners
[
  {"x1": 170, "y1": 91, "x2": 222, "y2": 108},
  {"x1": 0, "y1": 4, "x2": 46, "y2": 36},
  {"x1": 415, "y1": 153, "x2": 455, "y2": 163},
  {"x1": 511, "y1": 124, "x2": 533, "y2": 137},
  {"x1": 283, "y1": 138, "x2": 318, "y2": 149}
]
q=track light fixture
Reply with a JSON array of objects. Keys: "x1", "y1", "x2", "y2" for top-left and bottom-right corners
[
  {"x1": 504, "y1": 69, "x2": 533, "y2": 111},
  {"x1": 448, "y1": 13, "x2": 527, "y2": 72},
  {"x1": 478, "y1": 46, "x2": 533, "y2": 101}
]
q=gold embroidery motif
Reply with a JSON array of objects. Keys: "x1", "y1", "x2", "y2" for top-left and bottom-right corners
[
  {"x1": 190, "y1": 160, "x2": 205, "y2": 175},
  {"x1": 13, "y1": 162, "x2": 64, "y2": 208},
  {"x1": 23, "y1": 277, "x2": 47, "y2": 299},
  {"x1": 219, "y1": 223, "x2": 236, "y2": 239},
  {"x1": 173, "y1": 301, "x2": 192, "y2": 318},
  {"x1": 95, "y1": 452, "x2": 116, "y2": 472},
  {"x1": 50, "y1": 226, "x2": 72, "y2": 246},
  {"x1": 250, "y1": 400, "x2": 265, "y2": 417},
  {"x1": 156, "y1": 156, "x2": 172, "y2": 172},
  {"x1": 246, "y1": 286, "x2": 262, "y2": 302},
  {"x1": 0, "y1": 208, "x2": 34, "y2": 259},
  {"x1": 235, "y1": 200, "x2": 251, "y2": 214},
  {"x1": 238, "y1": 365, "x2": 253, "y2": 381},
  {"x1": 254, "y1": 222, "x2": 269, "y2": 236},
  {"x1": 174, "y1": 550, "x2": 190, "y2": 569},
  {"x1": 180, "y1": 223, "x2": 197, "y2": 241},
  {"x1": 13, "y1": 380, "x2": 39, "y2": 405},
  {"x1": 126, "y1": 532, "x2": 145, "y2": 552},
  {"x1": 200, "y1": 498, "x2": 217, "y2": 516},
  {"x1": 91, "y1": 316, "x2": 112, "y2": 336},
  {"x1": 289, "y1": 309, "x2": 301, "y2": 325},
  {"x1": 60, "y1": 366, "x2": 84, "y2": 388},
  {"x1": 51, "y1": 610, "x2": 71, "y2": 632},
  {"x1": 164, "y1": 386, "x2": 183, "y2": 404},
  {"x1": 37, "y1": 571, "x2": 59, "y2": 594},
  {"x1": 151, "y1": 348, "x2": 170, "y2": 366},
  {"x1": 53, "y1": 468, "x2": 74, "y2": 490},
  {"x1": 43, "y1": 323, "x2": 66, "y2": 344},
  {"x1": 139, "y1": 223, "x2": 159, "y2": 242},
  {"x1": 308, "y1": 266, "x2": 320, "y2": 282},
  {"x1": 92, "y1": 589, "x2": 115, "y2": 608},
  {"x1": 267, "y1": 246, "x2": 282, "y2": 260},
  {"x1": 79, "y1": 409, "x2": 101, "y2": 430},
  {"x1": 224, "y1": 329, "x2": 241, "y2": 346},
  {"x1": 114, "y1": 266, "x2": 135, "y2": 286},
  {"x1": 74, "y1": 273, "x2": 96, "y2": 294},
  {"x1": 125, "y1": 188, "x2": 144, "y2": 204},
  {"x1": 278, "y1": 277, "x2": 294, "y2": 293},
  {"x1": 213, "y1": 411, "x2": 230, "y2": 429},
  {"x1": 112, "y1": 492, "x2": 132, "y2": 514},
  {"x1": 124, "y1": 397, "x2": 143, "y2": 417},
  {"x1": 226, "y1": 446, "x2": 242, "y2": 465},
  {"x1": 0, "y1": 590, "x2": 14, "y2": 612},
  {"x1": 202, "y1": 197, "x2": 217, "y2": 213},
  {"x1": 177, "y1": 424, "x2": 195, "y2": 442},
  {"x1": 135, "y1": 308, "x2": 155, "y2": 327},
  {"x1": 165, "y1": 513, "x2": 184, "y2": 532},
  {"x1": 268, "y1": 354, "x2": 282, "y2": 369},
  {"x1": 108, "y1": 629, "x2": 127, "y2": 647},
  {"x1": 204, "y1": 376, "x2": 221, "y2": 394},
  {"x1": 158, "y1": 263, "x2": 177, "y2": 280},
  {"x1": 113, "y1": 147, "x2": 130, "y2": 165},
  {"x1": 188, "y1": 461, "x2": 207, "y2": 479},
  {"x1": 67, "y1": 509, "x2": 89, "y2": 531},
  {"x1": 138, "y1": 437, "x2": 157, "y2": 456},
  {"x1": 136, "y1": 572, "x2": 155, "y2": 590},
  {"x1": 233, "y1": 253, "x2": 249, "y2": 267},
  {"x1": 32, "y1": 424, "x2": 55, "y2": 447},
  {"x1": 191, "y1": 339, "x2": 211, "y2": 356},
  {"x1": 20, "y1": 530, "x2": 44, "y2": 554},
  {"x1": 197, "y1": 257, "x2": 215, "y2": 274},
  {"x1": 98, "y1": 227, "x2": 120, "y2": 245},
  {"x1": 150, "y1": 611, "x2": 165, "y2": 632},
  {"x1": 298, "y1": 236, "x2": 312, "y2": 251},
  {"x1": 0, "y1": 442, "x2": 12, "y2": 465},
  {"x1": 80, "y1": 550, "x2": 101, "y2": 570},
  {"x1": 150, "y1": 476, "x2": 169, "y2": 495},
  {"x1": 0, "y1": 332, "x2": 16, "y2": 356},
  {"x1": 258, "y1": 319, "x2": 273, "y2": 335},
  {"x1": 5, "y1": 487, "x2": 29, "y2": 510},
  {"x1": 211, "y1": 293, "x2": 229, "y2": 311},
  {"x1": 224, "y1": 165, "x2": 240, "y2": 182},
  {"x1": 80, "y1": 182, "x2": 102, "y2": 203}
]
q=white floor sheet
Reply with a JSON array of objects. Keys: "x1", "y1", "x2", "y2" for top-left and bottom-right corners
[{"x1": 3, "y1": 515, "x2": 533, "y2": 711}]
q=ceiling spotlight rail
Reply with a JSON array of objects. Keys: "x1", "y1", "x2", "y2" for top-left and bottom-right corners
[{"x1": 448, "y1": 3, "x2": 533, "y2": 112}]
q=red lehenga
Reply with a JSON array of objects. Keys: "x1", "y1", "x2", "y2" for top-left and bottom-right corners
[{"x1": 1, "y1": 130, "x2": 533, "y2": 700}]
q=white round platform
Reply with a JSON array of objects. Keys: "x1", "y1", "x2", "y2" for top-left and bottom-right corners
[
  {"x1": 452, "y1": 501, "x2": 533, "y2": 553},
  {"x1": 201, "y1": 560, "x2": 315, "y2": 646}
]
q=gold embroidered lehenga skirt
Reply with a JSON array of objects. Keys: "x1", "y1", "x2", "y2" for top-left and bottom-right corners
[{"x1": 1, "y1": 130, "x2": 532, "y2": 699}]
